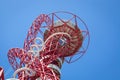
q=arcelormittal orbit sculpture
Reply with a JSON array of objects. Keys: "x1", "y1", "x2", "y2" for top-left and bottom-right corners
[{"x1": 0, "y1": 11, "x2": 90, "y2": 80}]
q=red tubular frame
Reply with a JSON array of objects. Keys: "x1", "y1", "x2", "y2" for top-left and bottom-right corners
[{"x1": 7, "y1": 11, "x2": 90, "y2": 80}]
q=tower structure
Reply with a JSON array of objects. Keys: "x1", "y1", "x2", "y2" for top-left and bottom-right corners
[{"x1": 6, "y1": 11, "x2": 90, "y2": 80}]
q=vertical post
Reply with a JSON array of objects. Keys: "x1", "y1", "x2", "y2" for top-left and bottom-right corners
[{"x1": 0, "y1": 67, "x2": 4, "y2": 80}]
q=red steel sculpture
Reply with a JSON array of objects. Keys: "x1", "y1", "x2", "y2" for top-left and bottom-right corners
[{"x1": 6, "y1": 11, "x2": 90, "y2": 80}]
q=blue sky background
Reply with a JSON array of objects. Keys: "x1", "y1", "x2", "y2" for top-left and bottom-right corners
[{"x1": 0, "y1": 0, "x2": 120, "y2": 80}]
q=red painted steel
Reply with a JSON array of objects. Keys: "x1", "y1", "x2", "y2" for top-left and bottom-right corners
[
  {"x1": 7, "y1": 11, "x2": 90, "y2": 80},
  {"x1": 0, "y1": 67, "x2": 4, "y2": 80}
]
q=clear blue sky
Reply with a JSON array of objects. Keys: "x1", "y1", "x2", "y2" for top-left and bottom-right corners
[{"x1": 0, "y1": 0, "x2": 120, "y2": 80}]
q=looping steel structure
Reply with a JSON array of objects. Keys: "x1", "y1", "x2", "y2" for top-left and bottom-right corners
[{"x1": 6, "y1": 11, "x2": 90, "y2": 80}]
